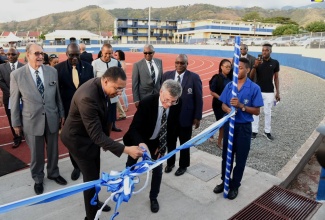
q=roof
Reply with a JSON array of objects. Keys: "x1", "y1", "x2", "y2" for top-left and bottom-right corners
[
  {"x1": 45, "y1": 30, "x2": 100, "y2": 39},
  {"x1": 99, "y1": 31, "x2": 113, "y2": 37},
  {"x1": 16, "y1": 32, "x2": 28, "y2": 37},
  {"x1": 1, "y1": 31, "x2": 11, "y2": 37},
  {"x1": 3, "y1": 32, "x2": 22, "y2": 42},
  {"x1": 28, "y1": 31, "x2": 41, "y2": 37}
]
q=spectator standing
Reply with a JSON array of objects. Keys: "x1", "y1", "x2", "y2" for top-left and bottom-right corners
[
  {"x1": 114, "y1": 49, "x2": 129, "y2": 112},
  {"x1": 92, "y1": 43, "x2": 122, "y2": 132},
  {"x1": 0, "y1": 47, "x2": 8, "y2": 64},
  {"x1": 213, "y1": 58, "x2": 263, "y2": 200},
  {"x1": 250, "y1": 43, "x2": 280, "y2": 141},
  {"x1": 132, "y1": 44, "x2": 163, "y2": 108},
  {"x1": 79, "y1": 43, "x2": 93, "y2": 64},
  {"x1": 55, "y1": 43, "x2": 94, "y2": 181},
  {"x1": 0, "y1": 47, "x2": 24, "y2": 148},
  {"x1": 48, "y1": 54, "x2": 59, "y2": 67},
  {"x1": 209, "y1": 59, "x2": 232, "y2": 149},
  {"x1": 10, "y1": 43, "x2": 67, "y2": 195},
  {"x1": 162, "y1": 54, "x2": 203, "y2": 176}
]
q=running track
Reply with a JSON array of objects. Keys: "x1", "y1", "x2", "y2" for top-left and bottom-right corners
[{"x1": 0, "y1": 52, "x2": 224, "y2": 166}]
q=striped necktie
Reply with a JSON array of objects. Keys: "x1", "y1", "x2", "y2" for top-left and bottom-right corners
[
  {"x1": 11, "y1": 63, "x2": 15, "y2": 71},
  {"x1": 35, "y1": 70, "x2": 44, "y2": 99},
  {"x1": 149, "y1": 61, "x2": 156, "y2": 84},
  {"x1": 158, "y1": 108, "x2": 167, "y2": 153}
]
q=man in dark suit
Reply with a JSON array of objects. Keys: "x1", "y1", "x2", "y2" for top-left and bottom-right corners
[
  {"x1": 0, "y1": 47, "x2": 24, "y2": 148},
  {"x1": 233, "y1": 44, "x2": 256, "y2": 79},
  {"x1": 55, "y1": 42, "x2": 94, "y2": 181},
  {"x1": 124, "y1": 79, "x2": 182, "y2": 213},
  {"x1": 79, "y1": 43, "x2": 93, "y2": 64},
  {"x1": 10, "y1": 43, "x2": 67, "y2": 195},
  {"x1": 60, "y1": 67, "x2": 144, "y2": 220},
  {"x1": 162, "y1": 54, "x2": 203, "y2": 176},
  {"x1": 132, "y1": 44, "x2": 163, "y2": 108}
]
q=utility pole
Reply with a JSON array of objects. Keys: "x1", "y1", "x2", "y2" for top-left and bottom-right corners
[{"x1": 148, "y1": 6, "x2": 151, "y2": 44}]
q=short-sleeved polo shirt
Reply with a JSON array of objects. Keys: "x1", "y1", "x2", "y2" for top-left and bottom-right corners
[
  {"x1": 219, "y1": 78, "x2": 263, "y2": 123},
  {"x1": 255, "y1": 57, "x2": 280, "y2": 93}
]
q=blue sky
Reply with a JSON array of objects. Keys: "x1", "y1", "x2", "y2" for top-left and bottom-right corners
[{"x1": 0, "y1": 0, "x2": 319, "y2": 22}]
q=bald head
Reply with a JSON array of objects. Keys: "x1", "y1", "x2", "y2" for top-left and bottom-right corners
[{"x1": 79, "y1": 43, "x2": 86, "y2": 52}]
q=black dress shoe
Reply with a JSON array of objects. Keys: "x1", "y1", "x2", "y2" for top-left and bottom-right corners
[
  {"x1": 175, "y1": 167, "x2": 187, "y2": 176},
  {"x1": 12, "y1": 140, "x2": 21, "y2": 149},
  {"x1": 71, "y1": 168, "x2": 80, "y2": 181},
  {"x1": 97, "y1": 201, "x2": 111, "y2": 212},
  {"x1": 112, "y1": 127, "x2": 122, "y2": 132},
  {"x1": 228, "y1": 188, "x2": 238, "y2": 200},
  {"x1": 164, "y1": 165, "x2": 175, "y2": 173},
  {"x1": 48, "y1": 175, "x2": 67, "y2": 185},
  {"x1": 150, "y1": 199, "x2": 159, "y2": 213},
  {"x1": 34, "y1": 183, "x2": 44, "y2": 195},
  {"x1": 213, "y1": 183, "x2": 224, "y2": 194}
]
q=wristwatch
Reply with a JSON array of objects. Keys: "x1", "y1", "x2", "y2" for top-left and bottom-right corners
[{"x1": 241, "y1": 104, "x2": 246, "y2": 112}]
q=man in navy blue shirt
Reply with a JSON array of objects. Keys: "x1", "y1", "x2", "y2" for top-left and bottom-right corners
[{"x1": 213, "y1": 58, "x2": 263, "y2": 200}]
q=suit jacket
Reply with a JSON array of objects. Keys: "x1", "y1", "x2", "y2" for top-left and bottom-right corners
[
  {"x1": 55, "y1": 60, "x2": 94, "y2": 118},
  {"x1": 132, "y1": 58, "x2": 163, "y2": 102},
  {"x1": 162, "y1": 70, "x2": 203, "y2": 127},
  {"x1": 10, "y1": 65, "x2": 64, "y2": 136},
  {"x1": 60, "y1": 78, "x2": 124, "y2": 159},
  {"x1": 0, "y1": 62, "x2": 24, "y2": 105},
  {"x1": 80, "y1": 51, "x2": 94, "y2": 64},
  {"x1": 123, "y1": 94, "x2": 181, "y2": 147}
]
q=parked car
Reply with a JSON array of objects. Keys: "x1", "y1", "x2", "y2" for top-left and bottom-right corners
[
  {"x1": 251, "y1": 37, "x2": 269, "y2": 46},
  {"x1": 269, "y1": 36, "x2": 295, "y2": 46},
  {"x1": 298, "y1": 37, "x2": 325, "y2": 48}
]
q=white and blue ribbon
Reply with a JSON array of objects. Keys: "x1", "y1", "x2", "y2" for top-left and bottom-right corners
[
  {"x1": 0, "y1": 111, "x2": 235, "y2": 220},
  {"x1": 223, "y1": 36, "x2": 240, "y2": 198}
]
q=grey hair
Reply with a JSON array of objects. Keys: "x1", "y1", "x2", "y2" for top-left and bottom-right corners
[
  {"x1": 161, "y1": 79, "x2": 182, "y2": 98},
  {"x1": 144, "y1": 44, "x2": 154, "y2": 51},
  {"x1": 177, "y1": 54, "x2": 188, "y2": 62},
  {"x1": 26, "y1": 42, "x2": 40, "y2": 53}
]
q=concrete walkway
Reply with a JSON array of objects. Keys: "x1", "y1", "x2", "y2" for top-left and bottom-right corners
[{"x1": 0, "y1": 147, "x2": 324, "y2": 220}]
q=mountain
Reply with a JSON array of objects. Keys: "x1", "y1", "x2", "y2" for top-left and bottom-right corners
[{"x1": 0, "y1": 4, "x2": 324, "y2": 34}]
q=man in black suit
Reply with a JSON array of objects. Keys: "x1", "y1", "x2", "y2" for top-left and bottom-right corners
[
  {"x1": 0, "y1": 47, "x2": 24, "y2": 148},
  {"x1": 234, "y1": 44, "x2": 256, "y2": 79},
  {"x1": 60, "y1": 67, "x2": 144, "y2": 220},
  {"x1": 79, "y1": 43, "x2": 93, "y2": 64},
  {"x1": 162, "y1": 54, "x2": 203, "y2": 176},
  {"x1": 123, "y1": 79, "x2": 182, "y2": 213},
  {"x1": 55, "y1": 43, "x2": 94, "y2": 181}
]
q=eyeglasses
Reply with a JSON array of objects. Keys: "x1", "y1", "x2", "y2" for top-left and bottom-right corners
[
  {"x1": 49, "y1": 54, "x2": 58, "y2": 58},
  {"x1": 68, "y1": 53, "x2": 80, "y2": 58},
  {"x1": 113, "y1": 86, "x2": 124, "y2": 93},
  {"x1": 7, "y1": 53, "x2": 17, "y2": 56},
  {"x1": 175, "y1": 61, "x2": 186, "y2": 65},
  {"x1": 161, "y1": 92, "x2": 179, "y2": 105},
  {"x1": 33, "y1": 52, "x2": 44, "y2": 56},
  {"x1": 144, "y1": 52, "x2": 154, "y2": 55}
]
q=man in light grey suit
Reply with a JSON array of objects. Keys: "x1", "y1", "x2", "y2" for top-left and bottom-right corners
[
  {"x1": 10, "y1": 43, "x2": 67, "y2": 195},
  {"x1": 132, "y1": 44, "x2": 163, "y2": 108},
  {"x1": 0, "y1": 47, "x2": 24, "y2": 148}
]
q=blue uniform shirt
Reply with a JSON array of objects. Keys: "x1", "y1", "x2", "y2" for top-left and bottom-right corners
[{"x1": 219, "y1": 78, "x2": 263, "y2": 123}]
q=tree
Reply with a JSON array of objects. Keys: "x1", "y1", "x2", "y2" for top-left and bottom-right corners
[
  {"x1": 305, "y1": 21, "x2": 325, "y2": 32},
  {"x1": 272, "y1": 24, "x2": 299, "y2": 36},
  {"x1": 242, "y1": 11, "x2": 262, "y2": 22},
  {"x1": 263, "y1": 17, "x2": 298, "y2": 25}
]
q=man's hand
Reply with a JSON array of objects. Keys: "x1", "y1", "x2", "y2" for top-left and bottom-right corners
[
  {"x1": 60, "y1": 117, "x2": 65, "y2": 128},
  {"x1": 14, "y1": 126, "x2": 22, "y2": 136},
  {"x1": 230, "y1": 97, "x2": 241, "y2": 108},
  {"x1": 124, "y1": 145, "x2": 144, "y2": 159},
  {"x1": 193, "y1": 119, "x2": 200, "y2": 129},
  {"x1": 275, "y1": 93, "x2": 280, "y2": 102},
  {"x1": 135, "y1": 102, "x2": 139, "y2": 108}
]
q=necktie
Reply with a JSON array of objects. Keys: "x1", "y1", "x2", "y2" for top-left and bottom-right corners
[
  {"x1": 158, "y1": 108, "x2": 167, "y2": 154},
  {"x1": 35, "y1": 70, "x2": 44, "y2": 99},
  {"x1": 72, "y1": 66, "x2": 79, "y2": 88},
  {"x1": 11, "y1": 63, "x2": 15, "y2": 71},
  {"x1": 149, "y1": 61, "x2": 156, "y2": 84},
  {"x1": 177, "y1": 75, "x2": 181, "y2": 83}
]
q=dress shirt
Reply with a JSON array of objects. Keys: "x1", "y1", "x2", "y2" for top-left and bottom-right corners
[
  {"x1": 28, "y1": 65, "x2": 44, "y2": 87},
  {"x1": 174, "y1": 71, "x2": 185, "y2": 83},
  {"x1": 150, "y1": 98, "x2": 170, "y2": 140},
  {"x1": 146, "y1": 60, "x2": 158, "y2": 83}
]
